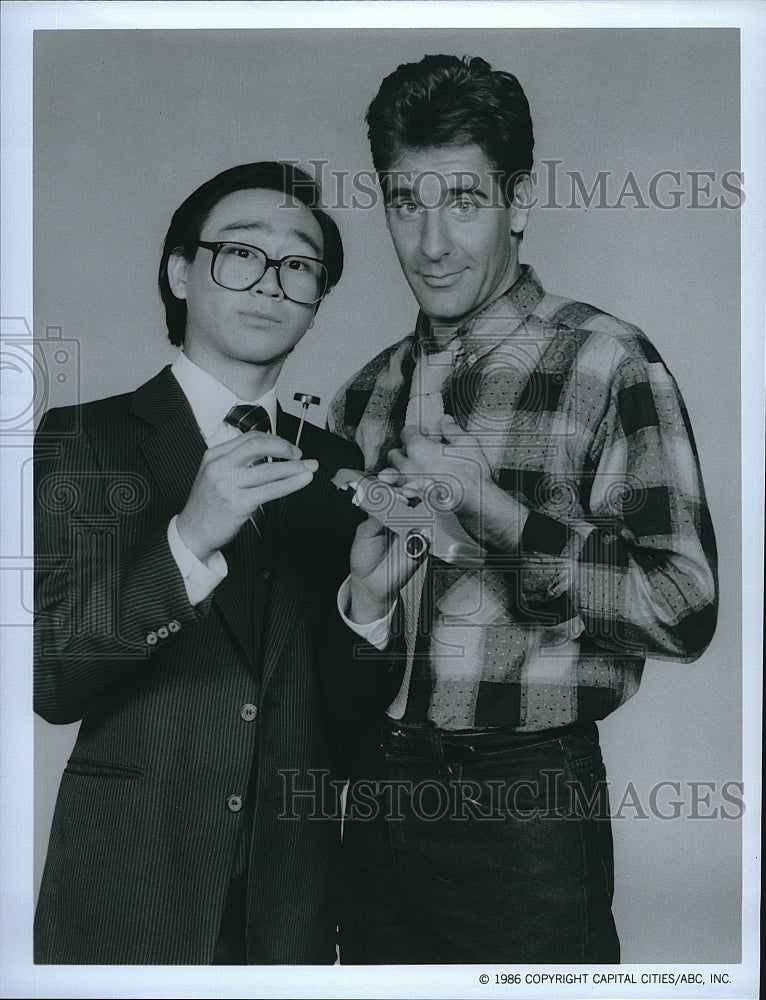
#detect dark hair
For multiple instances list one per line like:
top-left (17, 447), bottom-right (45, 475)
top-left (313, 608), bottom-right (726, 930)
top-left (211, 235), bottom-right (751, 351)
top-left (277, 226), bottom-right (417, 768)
top-left (366, 55), bottom-right (534, 204)
top-left (158, 161), bottom-right (343, 346)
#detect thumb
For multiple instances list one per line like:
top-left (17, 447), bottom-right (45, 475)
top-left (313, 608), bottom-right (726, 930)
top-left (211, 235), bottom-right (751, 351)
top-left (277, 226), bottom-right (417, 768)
top-left (354, 515), bottom-right (387, 540)
top-left (439, 414), bottom-right (464, 441)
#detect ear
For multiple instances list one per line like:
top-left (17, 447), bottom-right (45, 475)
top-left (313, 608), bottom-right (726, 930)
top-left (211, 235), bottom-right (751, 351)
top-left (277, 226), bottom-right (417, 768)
top-left (166, 250), bottom-right (190, 300)
top-left (509, 174), bottom-right (532, 237)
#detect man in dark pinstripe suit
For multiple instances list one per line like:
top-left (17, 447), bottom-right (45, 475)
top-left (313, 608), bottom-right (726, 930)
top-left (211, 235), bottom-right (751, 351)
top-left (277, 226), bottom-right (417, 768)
top-left (33, 162), bottom-right (396, 964)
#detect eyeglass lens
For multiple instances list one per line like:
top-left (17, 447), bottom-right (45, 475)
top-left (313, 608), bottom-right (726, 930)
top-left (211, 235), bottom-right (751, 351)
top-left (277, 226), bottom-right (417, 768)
top-left (213, 244), bottom-right (326, 304)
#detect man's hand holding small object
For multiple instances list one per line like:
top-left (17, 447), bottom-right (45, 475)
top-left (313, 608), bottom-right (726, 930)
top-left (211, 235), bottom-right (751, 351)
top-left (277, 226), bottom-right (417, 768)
top-left (331, 416), bottom-right (487, 567)
top-left (177, 427), bottom-right (318, 562)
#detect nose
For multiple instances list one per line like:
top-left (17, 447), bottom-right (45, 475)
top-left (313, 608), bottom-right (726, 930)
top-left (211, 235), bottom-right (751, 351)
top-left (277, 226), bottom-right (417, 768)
top-left (250, 261), bottom-right (283, 298)
top-left (420, 209), bottom-right (452, 261)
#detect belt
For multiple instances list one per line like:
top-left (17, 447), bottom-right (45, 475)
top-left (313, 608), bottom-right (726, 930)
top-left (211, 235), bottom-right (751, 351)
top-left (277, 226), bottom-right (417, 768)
top-left (380, 720), bottom-right (588, 765)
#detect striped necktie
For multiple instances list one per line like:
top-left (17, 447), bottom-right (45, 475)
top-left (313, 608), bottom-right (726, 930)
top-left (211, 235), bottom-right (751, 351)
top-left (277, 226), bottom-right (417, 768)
top-left (224, 404), bottom-right (271, 538)
top-left (225, 403), bottom-right (271, 436)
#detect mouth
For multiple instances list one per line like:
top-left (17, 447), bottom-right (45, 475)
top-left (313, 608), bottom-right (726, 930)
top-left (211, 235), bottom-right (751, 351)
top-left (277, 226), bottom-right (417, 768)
top-left (241, 310), bottom-right (282, 325)
top-left (418, 270), bottom-right (465, 289)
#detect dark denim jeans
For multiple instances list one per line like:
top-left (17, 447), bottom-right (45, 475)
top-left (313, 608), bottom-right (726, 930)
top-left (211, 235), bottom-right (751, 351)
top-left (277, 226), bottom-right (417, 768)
top-left (340, 722), bottom-right (620, 964)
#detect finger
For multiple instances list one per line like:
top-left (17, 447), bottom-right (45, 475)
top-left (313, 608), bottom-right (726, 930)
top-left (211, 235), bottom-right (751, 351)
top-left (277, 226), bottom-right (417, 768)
top-left (439, 416), bottom-right (487, 469)
top-left (439, 414), bottom-right (469, 442)
top-left (387, 449), bottom-right (411, 471)
top-left (247, 468), bottom-right (315, 505)
top-left (399, 481), bottom-right (423, 499)
top-left (212, 432), bottom-right (302, 465)
top-left (241, 432), bottom-right (303, 464)
top-left (355, 515), bottom-right (393, 540)
top-left (377, 466), bottom-right (402, 484)
top-left (239, 458), bottom-right (317, 487)
top-left (399, 427), bottom-right (440, 465)
top-left (400, 426), bottom-right (427, 448)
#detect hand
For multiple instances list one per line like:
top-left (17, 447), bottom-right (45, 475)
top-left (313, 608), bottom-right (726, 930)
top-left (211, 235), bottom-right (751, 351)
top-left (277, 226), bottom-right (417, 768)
top-left (349, 516), bottom-right (425, 625)
top-left (385, 417), bottom-right (528, 550)
top-left (384, 416), bottom-right (491, 526)
top-left (176, 432), bottom-right (317, 561)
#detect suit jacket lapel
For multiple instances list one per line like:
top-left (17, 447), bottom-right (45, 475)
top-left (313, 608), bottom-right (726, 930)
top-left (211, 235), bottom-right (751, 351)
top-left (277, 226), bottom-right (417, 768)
top-left (134, 367), bottom-right (259, 673)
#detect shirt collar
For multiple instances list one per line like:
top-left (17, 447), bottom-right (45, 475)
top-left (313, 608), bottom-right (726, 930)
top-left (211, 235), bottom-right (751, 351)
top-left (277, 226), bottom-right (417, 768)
top-left (414, 264), bottom-right (545, 359)
top-left (171, 351), bottom-right (278, 441)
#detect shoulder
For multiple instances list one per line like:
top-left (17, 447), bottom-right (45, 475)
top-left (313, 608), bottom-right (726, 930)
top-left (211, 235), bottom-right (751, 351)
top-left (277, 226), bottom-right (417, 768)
top-left (343, 336), bottom-right (413, 386)
top-left (35, 367), bottom-right (175, 453)
top-left (327, 334), bottom-right (413, 437)
top-left (533, 287), bottom-right (667, 373)
top-left (36, 390), bottom-right (135, 438)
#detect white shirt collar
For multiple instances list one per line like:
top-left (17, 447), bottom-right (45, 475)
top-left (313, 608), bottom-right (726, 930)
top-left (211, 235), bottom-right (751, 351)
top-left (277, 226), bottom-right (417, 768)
top-left (171, 351), bottom-right (278, 442)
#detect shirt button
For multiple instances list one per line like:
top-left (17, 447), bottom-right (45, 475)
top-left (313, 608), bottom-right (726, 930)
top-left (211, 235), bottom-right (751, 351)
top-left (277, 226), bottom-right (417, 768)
top-left (227, 794), bottom-right (244, 813)
top-left (466, 352), bottom-right (478, 366)
top-left (168, 620), bottom-right (181, 633)
top-left (240, 703), bottom-right (258, 722)
top-left (157, 626), bottom-right (169, 639)
top-left (146, 631), bottom-right (158, 646)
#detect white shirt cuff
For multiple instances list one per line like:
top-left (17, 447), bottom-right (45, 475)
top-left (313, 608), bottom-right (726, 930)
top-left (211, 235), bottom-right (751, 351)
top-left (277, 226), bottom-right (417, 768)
top-left (167, 515), bottom-right (228, 606)
top-left (337, 576), bottom-right (395, 651)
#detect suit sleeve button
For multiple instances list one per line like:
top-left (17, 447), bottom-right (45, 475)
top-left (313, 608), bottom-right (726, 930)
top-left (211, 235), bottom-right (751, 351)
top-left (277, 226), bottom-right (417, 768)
top-left (146, 631), bottom-right (158, 645)
top-left (168, 620), bottom-right (181, 633)
top-left (227, 794), bottom-right (244, 813)
top-left (240, 703), bottom-right (258, 722)
top-left (157, 626), bottom-right (169, 639)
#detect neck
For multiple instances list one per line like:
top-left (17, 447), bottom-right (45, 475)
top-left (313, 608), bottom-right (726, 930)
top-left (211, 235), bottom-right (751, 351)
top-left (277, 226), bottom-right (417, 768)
top-left (427, 322), bottom-right (462, 350)
top-left (184, 343), bottom-right (282, 402)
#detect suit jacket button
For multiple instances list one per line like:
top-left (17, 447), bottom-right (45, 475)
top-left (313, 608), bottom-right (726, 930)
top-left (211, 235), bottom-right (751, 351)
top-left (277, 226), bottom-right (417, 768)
top-left (157, 626), bottom-right (169, 639)
top-left (240, 703), bottom-right (258, 722)
top-left (168, 620), bottom-right (181, 633)
top-left (146, 631), bottom-right (158, 646)
top-left (227, 794), bottom-right (244, 813)
top-left (262, 570), bottom-right (270, 581)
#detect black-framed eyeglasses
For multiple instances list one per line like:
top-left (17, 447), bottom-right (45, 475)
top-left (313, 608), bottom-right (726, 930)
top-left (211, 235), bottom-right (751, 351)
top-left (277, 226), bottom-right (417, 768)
top-left (196, 240), bottom-right (329, 305)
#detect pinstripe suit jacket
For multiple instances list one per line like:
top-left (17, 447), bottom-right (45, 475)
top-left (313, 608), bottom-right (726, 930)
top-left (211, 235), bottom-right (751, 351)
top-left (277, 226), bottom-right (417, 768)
top-left (33, 366), bottom-right (390, 965)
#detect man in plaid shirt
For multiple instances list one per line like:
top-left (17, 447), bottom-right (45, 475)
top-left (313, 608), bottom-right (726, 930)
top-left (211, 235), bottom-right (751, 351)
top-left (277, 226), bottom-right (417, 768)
top-left (333, 55), bottom-right (718, 963)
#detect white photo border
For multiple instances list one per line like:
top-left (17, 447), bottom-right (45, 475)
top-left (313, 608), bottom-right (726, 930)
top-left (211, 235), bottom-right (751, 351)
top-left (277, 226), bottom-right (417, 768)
top-left (1, 3), bottom-right (763, 998)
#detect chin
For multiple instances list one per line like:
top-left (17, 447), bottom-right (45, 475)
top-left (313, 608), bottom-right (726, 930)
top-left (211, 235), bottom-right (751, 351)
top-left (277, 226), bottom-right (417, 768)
top-left (424, 305), bottom-right (473, 328)
top-left (415, 291), bottom-right (471, 323)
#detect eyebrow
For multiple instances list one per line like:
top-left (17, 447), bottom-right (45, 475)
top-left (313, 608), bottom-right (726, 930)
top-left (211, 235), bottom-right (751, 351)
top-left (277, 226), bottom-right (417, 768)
top-left (215, 219), bottom-right (323, 258)
top-left (385, 179), bottom-right (491, 204)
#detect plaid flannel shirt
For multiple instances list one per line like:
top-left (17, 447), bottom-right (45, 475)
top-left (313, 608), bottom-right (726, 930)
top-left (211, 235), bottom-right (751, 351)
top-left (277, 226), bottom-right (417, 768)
top-left (329, 266), bottom-right (718, 731)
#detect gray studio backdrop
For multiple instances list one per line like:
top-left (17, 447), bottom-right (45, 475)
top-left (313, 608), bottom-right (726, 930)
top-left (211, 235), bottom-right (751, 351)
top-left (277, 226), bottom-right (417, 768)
top-left (33, 28), bottom-right (742, 964)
